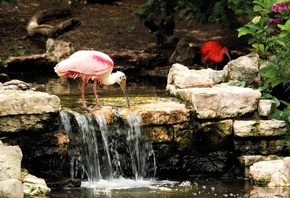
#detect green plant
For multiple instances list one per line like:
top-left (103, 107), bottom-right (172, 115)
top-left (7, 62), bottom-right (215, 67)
top-left (134, 0), bottom-right (252, 28)
top-left (238, 0), bottom-right (290, 148)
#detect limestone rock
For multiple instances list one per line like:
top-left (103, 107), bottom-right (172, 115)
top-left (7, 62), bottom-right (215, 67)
top-left (0, 179), bottom-right (23, 198)
top-left (258, 99), bottom-right (276, 117)
top-left (167, 63), bottom-right (227, 89)
top-left (0, 90), bottom-right (61, 133)
top-left (119, 101), bottom-right (191, 125)
top-left (174, 84), bottom-right (261, 119)
top-left (234, 120), bottom-right (286, 137)
top-left (23, 174), bottom-right (51, 197)
top-left (0, 90), bottom-right (60, 116)
top-left (250, 185), bottom-right (290, 197)
top-left (249, 157), bottom-right (290, 186)
top-left (224, 54), bottom-right (261, 87)
top-left (249, 159), bottom-right (284, 183)
top-left (0, 145), bottom-right (22, 181)
top-left (238, 155), bottom-right (283, 177)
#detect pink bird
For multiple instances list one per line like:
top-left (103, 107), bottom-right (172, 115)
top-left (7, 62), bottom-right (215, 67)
top-left (54, 50), bottom-right (130, 109)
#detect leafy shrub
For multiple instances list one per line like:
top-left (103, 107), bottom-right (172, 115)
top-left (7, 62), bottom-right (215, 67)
top-left (238, 0), bottom-right (290, 148)
top-left (134, 0), bottom-right (252, 28)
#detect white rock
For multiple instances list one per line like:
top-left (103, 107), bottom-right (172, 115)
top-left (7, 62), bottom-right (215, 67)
top-left (258, 99), bottom-right (276, 117)
top-left (249, 157), bottom-right (290, 187)
top-left (0, 90), bottom-right (61, 116)
top-left (234, 120), bottom-right (286, 137)
top-left (0, 179), bottom-right (23, 198)
top-left (224, 54), bottom-right (261, 87)
top-left (249, 160), bottom-right (284, 182)
top-left (23, 174), bottom-right (51, 197)
top-left (167, 63), bottom-right (227, 89)
top-left (174, 84), bottom-right (261, 119)
top-left (0, 145), bottom-right (22, 181)
top-left (250, 185), bottom-right (290, 197)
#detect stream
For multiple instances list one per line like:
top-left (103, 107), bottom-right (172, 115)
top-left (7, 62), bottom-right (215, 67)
top-left (6, 73), bottom-right (290, 197)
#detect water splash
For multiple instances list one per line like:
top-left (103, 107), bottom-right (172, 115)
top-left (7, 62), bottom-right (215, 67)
top-left (59, 110), bottom-right (156, 187)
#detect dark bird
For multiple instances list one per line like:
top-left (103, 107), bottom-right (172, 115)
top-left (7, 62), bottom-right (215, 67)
top-left (144, 16), bottom-right (177, 47)
top-left (200, 40), bottom-right (231, 70)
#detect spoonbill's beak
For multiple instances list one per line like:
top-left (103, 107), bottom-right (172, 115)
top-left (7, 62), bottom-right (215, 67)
top-left (119, 77), bottom-right (130, 107)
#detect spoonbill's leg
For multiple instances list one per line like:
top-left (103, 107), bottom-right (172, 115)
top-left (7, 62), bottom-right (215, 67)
top-left (80, 79), bottom-right (87, 108)
top-left (93, 79), bottom-right (102, 107)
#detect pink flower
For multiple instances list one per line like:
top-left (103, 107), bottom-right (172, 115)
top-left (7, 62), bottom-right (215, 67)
top-left (269, 18), bottom-right (281, 34)
top-left (272, 2), bottom-right (290, 13)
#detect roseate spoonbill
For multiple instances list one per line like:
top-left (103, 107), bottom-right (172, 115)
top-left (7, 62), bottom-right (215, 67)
top-left (200, 40), bottom-right (231, 70)
top-left (54, 50), bottom-right (130, 109)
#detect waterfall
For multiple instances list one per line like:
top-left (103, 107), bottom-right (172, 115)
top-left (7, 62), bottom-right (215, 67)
top-left (126, 112), bottom-right (156, 180)
top-left (59, 110), bottom-right (156, 186)
top-left (94, 112), bottom-right (113, 180)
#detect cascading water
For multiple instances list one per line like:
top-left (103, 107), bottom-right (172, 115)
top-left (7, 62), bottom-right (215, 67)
top-left (126, 113), bottom-right (156, 180)
top-left (59, 110), bottom-right (157, 188)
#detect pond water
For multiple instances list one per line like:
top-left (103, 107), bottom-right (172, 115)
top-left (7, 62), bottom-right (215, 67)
top-left (50, 177), bottom-right (253, 198)
top-left (7, 73), bottom-right (290, 198)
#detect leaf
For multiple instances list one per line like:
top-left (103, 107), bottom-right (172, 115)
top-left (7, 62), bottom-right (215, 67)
top-left (261, 68), bottom-right (277, 78)
top-left (284, 19), bottom-right (290, 29)
top-left (237, 27), bottom-right (251, 37)
top-left (279, 31), bottom-right (289, 38)
top-left (272, 97), bottom-right (281, 107)
top-left (269, 77), bottom-right (283, 87)
top-left (252, 43), bottom-right (265, 52)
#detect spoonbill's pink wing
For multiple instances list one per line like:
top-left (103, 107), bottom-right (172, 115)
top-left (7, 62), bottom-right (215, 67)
top-left (54, 51), bottom-right (114, 79)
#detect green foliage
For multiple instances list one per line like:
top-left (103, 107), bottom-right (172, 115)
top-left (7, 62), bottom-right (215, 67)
top-left (134, 0), bottom-right (252, 28)
top-left (238, 0), bottom-right (290, 148)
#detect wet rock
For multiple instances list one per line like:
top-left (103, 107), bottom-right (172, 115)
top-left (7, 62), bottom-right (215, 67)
top-left (198, 120), bottom-right (233, 150)
top-left (0, 145), bottom-right (22, 181)
top-left (0, 179), bottom-right (23, 198)
top-left (234, 139), bottom-right (284, 155)
top-left (118, 101), bottom-right (192, 125)
top-left (0, 113), bottom-right (58, 133)
top-left (23, 174), bottom-right (51, 197)
top-left (47, 178), bottom-right (81, 188)
top-left (258, 99), bottom-right (276, 117)
top-left (224, 54), bottom-right (261, 88)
